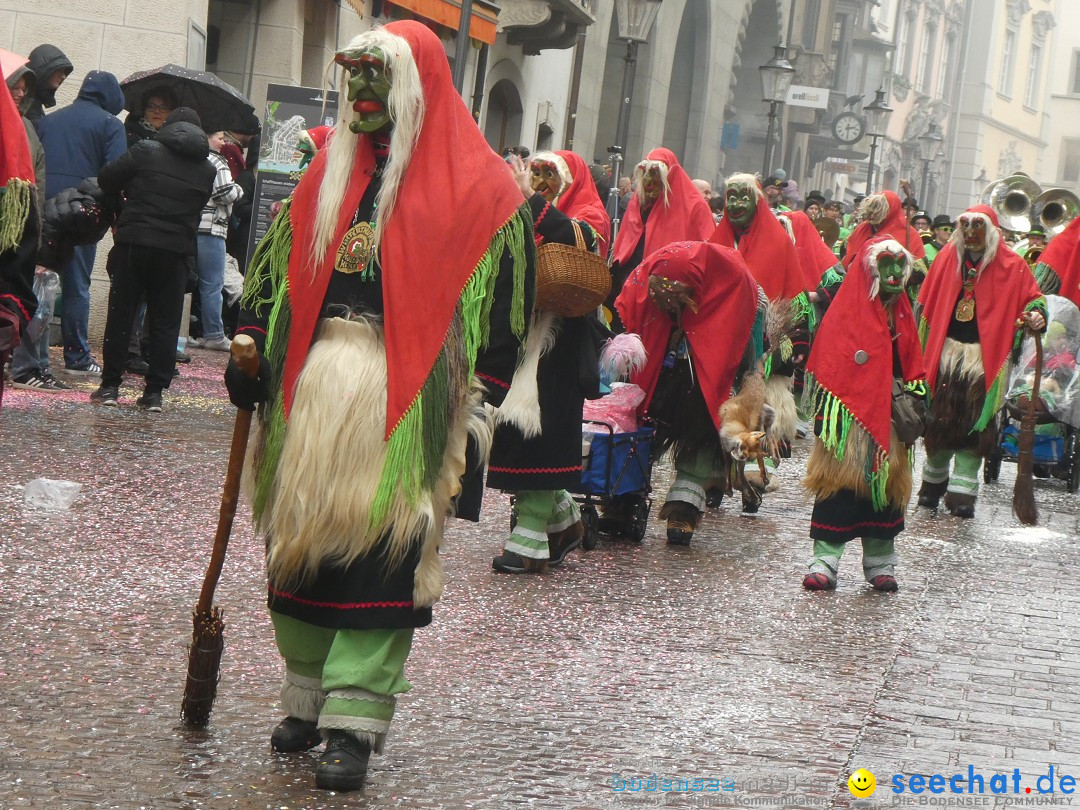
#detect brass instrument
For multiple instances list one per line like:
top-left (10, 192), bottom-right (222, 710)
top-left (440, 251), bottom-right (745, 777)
top-left (1031, 187), bottom-right (1080, 238)
top-left (979, 173), bottom-right (1043, 233)
top-left (813, 216), bottom-right (840, 247)
top-left (919, 229), bottom-right (934, 245)
top-left (1025, 246), bottom-right (1043, 270)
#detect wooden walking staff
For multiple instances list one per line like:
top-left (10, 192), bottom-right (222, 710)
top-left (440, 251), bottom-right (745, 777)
top-left (1013, 327), bottom-right (1043, 526)
top-left (181, 334), bottom-right (260, 725)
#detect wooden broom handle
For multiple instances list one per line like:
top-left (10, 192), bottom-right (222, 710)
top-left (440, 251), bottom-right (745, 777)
top-left (195, 335), bottom-right (259, 615)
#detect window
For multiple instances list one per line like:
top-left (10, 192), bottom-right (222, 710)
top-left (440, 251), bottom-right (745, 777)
top-left (1025, 43), bottom-right (1042, 108)
top-left (1062, 138), bottom-right (1080, 184)
top-left (917, 26), bottom-right (937, 95)
top-left (998, 29), bottom-right (1016, 96)
top-left (938, 35), bottom-right (954, 101)
top-left (894, 10), bottom-right (911, 77)
top-left (1072, 49), bottom-right (1080, 94)
top-left (802, 0), bottom-right (821, 48)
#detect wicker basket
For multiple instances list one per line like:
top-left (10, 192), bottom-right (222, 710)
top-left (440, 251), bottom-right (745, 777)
top-left (535, 221), bottom-right (612, 317)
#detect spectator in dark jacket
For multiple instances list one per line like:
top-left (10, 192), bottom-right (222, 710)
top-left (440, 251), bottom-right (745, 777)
top-left (25, 44), bottom-right (72, 124)
top-left (36, 70), bottom-right (126, 374)
top-left (124, 86), bottom-right (177, 147)
top-left (92, 107), bottom-right (214, 412)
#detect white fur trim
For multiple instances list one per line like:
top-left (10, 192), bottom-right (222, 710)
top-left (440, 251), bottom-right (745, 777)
top-left (634, 159), bottom-right (671, 206)
top-left (281, 673), bottom-right (326, 722)
top-left (764, 374), bottom-right (798, 444)
top-left (950, 211), bottom-right (1001, 272)
top-left (724, 172), bottom-right (767, 205)
top-left (318, 715), bottom-right (389, 753)
top-left (494, 310), bottom-right (559, 438)
top-left (864, 239), bottom-right (914, 299)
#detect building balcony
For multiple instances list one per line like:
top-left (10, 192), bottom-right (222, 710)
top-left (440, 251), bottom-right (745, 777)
top-left (498, 0), bottom-right (597, 54)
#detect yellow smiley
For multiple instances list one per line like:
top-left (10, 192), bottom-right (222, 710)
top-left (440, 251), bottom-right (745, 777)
top-left (848, 768), bottom-right (877, 798)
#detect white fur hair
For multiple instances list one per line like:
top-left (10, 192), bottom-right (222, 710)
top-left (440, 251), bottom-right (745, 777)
top-left (864, 238), bottom-right (914, 300)
top-left (312, 27), bottom-right (425, 266)
top-left (634, 158), bottom-right (671, 206)
top-left (860, 193), bottom-right (890, 226)
top-left (529, 151), bottom-right (573, 202)
top-left (724, 173), bottom-right (767, 205)
top-left (950, 210), bottom-right (1001, 274)
top-left (777, 213), bottom-right (796, 243)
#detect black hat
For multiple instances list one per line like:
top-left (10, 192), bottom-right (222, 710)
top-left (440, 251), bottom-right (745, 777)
top-left (931, 214), bottom-right (953, 229)
top-left (806, 190), bottom-right (826, 204)
top-left (164, 106), bottom-right (201, 128)
top-left (911, 210), bottom-right (931, 223)
top-left (763, 175), bottom-right (789, 189)
top-left (902, 196), bottom-right (919, 208)
top-left (1027, 225), bottom-right (1046, 237)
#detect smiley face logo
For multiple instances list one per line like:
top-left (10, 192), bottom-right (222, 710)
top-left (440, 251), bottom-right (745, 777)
top-left (848, 768), bottom-right (876, 797)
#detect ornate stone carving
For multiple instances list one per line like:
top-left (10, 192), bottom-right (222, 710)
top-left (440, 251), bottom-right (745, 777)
top-left (891, 72), bottom-right (912, 103)
top-left (1032, 10), bottom-right (1056, 43)
top-left (925, 0), bottom-right (945, 16)
top-left (998, 140), bottom-right (1022, 177)
top-left (1006, 0), bottom-right (1031, 29)
top-left (497, 0), bottom-right (552, 31)
top-left (903, 98), bottom-right (933, 143)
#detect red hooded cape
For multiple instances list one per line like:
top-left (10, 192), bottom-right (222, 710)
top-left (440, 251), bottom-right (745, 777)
top-left (709, 197), bottom-right (806, 301)
top-left (808, 236), bottom-right (925, 454)
top-left (918, 205), bottom-right (1044, 391)
top-left (0, 49), bottom-right (35, 253)
top-left (281, 21), bottom-right (524, 436)
top-left (843, 190), bottom-right (926, 270)
top-left (615, 241), bottom-right (758, 431)
top-left (780, 210), bottom-right (841, 289)
top-left (611, 147), bottom-right (714, 266)
top-left (552, 149), bottom-right (611, 253)
top-left (1039, 216), bottom-right (1080, 306)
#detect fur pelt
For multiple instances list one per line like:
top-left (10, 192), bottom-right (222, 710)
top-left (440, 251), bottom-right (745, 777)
top-left (256, 316), bottom-right (484, 602)
top-left (719, 371), bottom-right (776, 461)
top-left (923, 338), bottom-right (1000, 457)
top-left (804, 422), bottom-right (914, 508)
top-left (764, 372), bottom-right (798, 444)
top-left (494, 309), bottom-right (559, 438)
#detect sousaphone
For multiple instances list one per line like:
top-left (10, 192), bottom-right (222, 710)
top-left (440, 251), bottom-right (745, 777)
top-left (980, 173), bottom-right (1042, 234)
top-left (1032, 187), bottom-right (1080, 238)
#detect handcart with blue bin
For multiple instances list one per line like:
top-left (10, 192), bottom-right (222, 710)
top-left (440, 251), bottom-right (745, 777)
top-left (983, 294), bottom-right (1080, 493)
top-left (569, 420), bottom-right (655, 548)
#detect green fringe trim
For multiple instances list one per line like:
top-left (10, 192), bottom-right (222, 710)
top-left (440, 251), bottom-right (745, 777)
top-left (367, 204), bottom-right (532, 530)
top-left (791, 290), bottom-right (817, 332)
top-left (972, 363), bottom-right (1007, 433)
top-left (1032, 262), bottom-right (1060, 296)
top-left (819, 265), bottom-right (843, 290)
top-left (0, 179), bottom-right (32, 253)
top-left (918, 315), bottom-right (930, 347)
top-left (805, 373), bottom-right (891, 511)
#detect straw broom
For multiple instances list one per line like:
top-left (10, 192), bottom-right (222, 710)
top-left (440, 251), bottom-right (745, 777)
top-left (181, 334), bottom-right (259, 726)
top-left (1012, 328), bottom-right (1043, 526)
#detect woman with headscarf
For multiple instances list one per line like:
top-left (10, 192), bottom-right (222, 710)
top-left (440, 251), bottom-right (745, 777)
top-left (606, 147), bottom-right (715, 331)
top-left (915, 204), bottom-right (1046, 518)
top-left (842, 191), bottom-right (928, 294)
top-left (802, 237), bottom-right (928, 592)
top-left (226, 22), bottom-right (535, 791)
top-left (489, 149), bottom-right (611, 573)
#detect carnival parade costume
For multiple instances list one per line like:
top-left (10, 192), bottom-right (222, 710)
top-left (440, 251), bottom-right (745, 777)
top-left (916, 205), bottom-right (1046, 518)
top-left (616, 241), bottom-right (762, 543)
top-left (779, 209), bottom-right (844, 313)
top-left (229, 22), bottom-right (534, 790)
top-left (1033, 215), bottom-right (1080, 306)
top-left (802, 238), bottom-right (928, 592)
top-left (489, 149), bottom-right (611, 573)
top-left (607, 147), bottom-right (715, 331)
top-left (843, 191), bottom-right (928, 296)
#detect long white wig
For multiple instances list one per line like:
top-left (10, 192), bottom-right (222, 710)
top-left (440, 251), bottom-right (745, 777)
top-left (311, 27), bottom-right (425, 265)
top-left (864, 238), bottom-right (914, 300)
top-left (634, 158), bottom-right (671, 206)
top-left (859, 193), bottom-right (890, 226)
top-left (949, 210), bottom-right (1001, 274)
top-left (724, 172), bottom-right (767, 206)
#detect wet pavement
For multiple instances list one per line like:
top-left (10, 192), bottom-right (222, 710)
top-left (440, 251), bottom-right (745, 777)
top-left (1, 349), bottom-right (1078, 809)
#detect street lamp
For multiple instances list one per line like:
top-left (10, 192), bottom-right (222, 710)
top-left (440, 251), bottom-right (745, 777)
top-left (863, 88), bottom-right (894, 196)
top-left (606, 0), bottom-right (663, 232)
top-left (918, 120), bottom-right (944, 206)
top-left (759, 44), bottom-right (795, 178)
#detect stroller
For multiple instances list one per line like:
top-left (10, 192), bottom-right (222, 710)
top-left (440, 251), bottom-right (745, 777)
top-left (570, 420), bottom-right (655, 548)
top-left (984, 295), bottom-right (1080, 493)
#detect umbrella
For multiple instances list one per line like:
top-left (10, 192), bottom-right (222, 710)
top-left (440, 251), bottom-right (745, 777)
top-left (0, 48), bottom-right (28, 81)
top-left (120, 64), bottom-right (255, 134)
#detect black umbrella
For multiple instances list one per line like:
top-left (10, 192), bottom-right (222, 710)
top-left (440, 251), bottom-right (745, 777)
top-left (120, 64), bottom-right (256, 134)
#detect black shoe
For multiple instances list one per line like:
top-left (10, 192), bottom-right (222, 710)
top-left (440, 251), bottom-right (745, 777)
top-left (315, 730), bottom-right (371, 792)
top-left (271, 716), bottom-right (322, 753)
top-left (136, 390), bottom-right (163, 412)
top-left (492, 550), bottom-right (544, 574)
top-left (943, 491), bottom-right (976, 519)
top-left (176, 350), bottom-right (192, 364)
top-left (126, 358), bottom-right (150, 376)
top-left (705, 487), bottom-right (723, 508)
top-left (90, 385), bottom-right (119, 406)
top-left (916, 479), bottom-right (948, 509)
top-left (547, 521), bottom-right (583, 565)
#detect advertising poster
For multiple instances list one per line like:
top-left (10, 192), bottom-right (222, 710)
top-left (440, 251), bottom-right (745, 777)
top-left (245, 83), bottom-right (339, 263)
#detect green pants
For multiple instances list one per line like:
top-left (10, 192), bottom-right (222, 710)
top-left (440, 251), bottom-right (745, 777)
top-left (808, 537), bottom-right (896, 584)
top-left (505, 489), bottom-right (579, 560)
top-left (922, 448), bottom-right (981, 496)
top-left (666, 448), bottom-right (722, 512)
top-left (271, 612), bottom-right (414, 752)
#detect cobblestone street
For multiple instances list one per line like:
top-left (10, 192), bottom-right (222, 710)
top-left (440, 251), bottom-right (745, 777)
top-left (1, 350), bottom-right (1078, 809)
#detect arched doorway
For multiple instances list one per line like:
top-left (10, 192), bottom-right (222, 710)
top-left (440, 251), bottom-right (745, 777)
top-left (484, 79), bottom-right (523, 153)
top-left (724, 0), bottom-right (786, 177)
top-left (663, 2), bottom-right (709, 172)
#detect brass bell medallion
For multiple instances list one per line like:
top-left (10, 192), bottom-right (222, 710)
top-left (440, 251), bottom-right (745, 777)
top-left (335, 221), bottom-right (375, 274)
